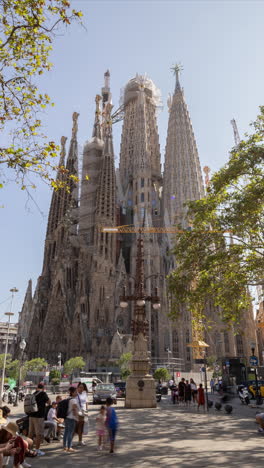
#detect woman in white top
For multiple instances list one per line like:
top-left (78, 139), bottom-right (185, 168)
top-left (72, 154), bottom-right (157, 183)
top-left (63, 387), bottom-right (78, 453)
top-left (190, 378), bottom-right (198, 404)
top-left (76, 383), bottom-right (88, 446)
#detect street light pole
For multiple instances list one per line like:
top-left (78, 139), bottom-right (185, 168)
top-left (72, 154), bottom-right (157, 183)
top-left (14, 338), bottom-right (26, 406)
top-left (0, 287), bottom-right (18, 402)
top-left (120, 231), bottom-right (161, 408)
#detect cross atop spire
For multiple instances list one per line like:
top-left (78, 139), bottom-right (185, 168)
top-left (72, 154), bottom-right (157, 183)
top-left (170, 63), bottom-right (183, 91)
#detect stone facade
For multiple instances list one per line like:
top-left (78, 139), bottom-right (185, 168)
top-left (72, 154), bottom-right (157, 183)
top-left (23, 70), bottom-right (257, 369)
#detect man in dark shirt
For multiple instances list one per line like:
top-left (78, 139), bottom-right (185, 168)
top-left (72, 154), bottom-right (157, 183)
top-left (28, 383), bottom-right (50, 456)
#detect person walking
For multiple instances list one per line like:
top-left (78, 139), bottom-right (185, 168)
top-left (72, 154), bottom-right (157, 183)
top-left (197, 384), bottom-right (205, 412)
top-left (171, 383), bottom-right (178, 405)
top-left (210, 378), bottom-right (215, 394)
top-left (190, 378), bottom-right (198, 404)
top-left (185, 380), bottom-right (192, 407)
top-left (96, 406), bottom-right (106, 451)
top-left (105, 398), bottom-right (118, 454)
top-left (75, 382), bottom-right (88, 446)
top-left (178, 378), bottom-right (186, 405)
top-left (63, 387), bottom-right (78, 453)
top-left (28, 383), bottom-right (50, 457)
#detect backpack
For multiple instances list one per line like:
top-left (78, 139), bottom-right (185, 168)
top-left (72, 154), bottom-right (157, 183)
top-left (24, 392), bottom-right (39, 415)
top-left (57, 398), bottom-right (71, 419)
top-left (108, 407), bottom-right (118, 429)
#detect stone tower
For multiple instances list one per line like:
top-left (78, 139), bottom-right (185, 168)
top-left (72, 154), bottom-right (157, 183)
top-left (118, 74), bottom-right (170, 358)
top-left (27, 114), bottom-right (80, 361)
top-left (163, 66), bottom-right (204, 229)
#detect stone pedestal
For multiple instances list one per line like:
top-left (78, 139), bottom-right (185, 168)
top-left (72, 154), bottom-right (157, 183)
top-left (125, 333), bottom-right (157, 408)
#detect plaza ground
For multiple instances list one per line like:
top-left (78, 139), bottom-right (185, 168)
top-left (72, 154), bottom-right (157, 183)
top-left (8, 394), bottom-right (264, 468)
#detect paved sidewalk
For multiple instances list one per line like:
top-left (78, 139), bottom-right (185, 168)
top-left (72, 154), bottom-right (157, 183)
top-left (8, 396), bottom-right (264, 467)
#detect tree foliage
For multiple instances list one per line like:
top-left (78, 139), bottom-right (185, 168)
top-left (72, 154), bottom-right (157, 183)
top-left (118, 352), bottom-right (132, 380)
top-left (49, 368), bottom-right (61, 383)
top-left (0, 0), bottom-right (82, 190)
top-left (153, 367), bottom-right (170, 382)
top-left (63, 356), bottom-right (85, 375)
top-left (168, 107), bottom-right (264, 327)
top-left (0, 353), bottom-right (12, 369)
top-left (24, 357), bottom-right (48, 372)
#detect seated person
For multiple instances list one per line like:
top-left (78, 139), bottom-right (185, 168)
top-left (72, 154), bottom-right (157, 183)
top-left (47, 402), bottom-right (62, 440)
top-left (256, 412), bottom-right (264, 433)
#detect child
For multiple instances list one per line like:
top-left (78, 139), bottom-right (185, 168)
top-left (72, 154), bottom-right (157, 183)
top-left (105, 398), bottom-right (118, 454)
top-left (96, 406), bottom-right (106, 451)
top-left (197, 383), bottom-right (205, 411)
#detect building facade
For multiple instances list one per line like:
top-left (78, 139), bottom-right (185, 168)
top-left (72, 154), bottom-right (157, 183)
top-left (23, 69), bottom-right (257, 369)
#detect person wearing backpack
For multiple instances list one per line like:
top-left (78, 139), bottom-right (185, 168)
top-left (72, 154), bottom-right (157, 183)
top-left (62, 387), bottom-right (78, 453)
top-left (105, 397), bottom-right (118, 454)
top-left (27, 383), bottom-right (50, 457)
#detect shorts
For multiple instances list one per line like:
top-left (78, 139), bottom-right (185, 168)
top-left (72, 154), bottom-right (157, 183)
top-left (257, 413), bottom-right (264, 420)
top-left (29, 417), bottom-right (45, 438)
top-left (108, 427), bottom-right (117, 441)
top-left (97, 429), bottom-right (105, 437)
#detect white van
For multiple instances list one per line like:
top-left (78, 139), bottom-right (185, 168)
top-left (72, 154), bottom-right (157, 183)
top-left (72, 376), bottom-right (102, 392)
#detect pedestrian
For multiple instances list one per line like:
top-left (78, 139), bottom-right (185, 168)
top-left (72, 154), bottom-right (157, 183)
top-left (255, 412), bottom-right (264, 433)
top-left (190, 378), bottom-right (198, 404)
top-left (185, 380), bottom-right (192, 406)
top-left (92, 380), bottom-right (97, 394)
top-left (105, 397), bottom-right (118, 454)
top-left (96, 406), bottom-right (106, 451)
top-left (28, 383), bottom-right (50, 456)
top-left (197, 383), bottom-right (205, 411)
top-left (75, 382), bottom-right (88, 446)
top-left (168, 378), bottom-right (174, 390)
top-left (171, 383), bottom-right (178, 405)
top-left (178, 378), bottom-right (186, 404)
top-left (0, 421), bottom-right (29, 468)
top-left (210, 378), bottom-right (215, 393)
top-left (63, 387), bottom-right (78, 453)
top-left (46, 402), bottom-right (60, 440)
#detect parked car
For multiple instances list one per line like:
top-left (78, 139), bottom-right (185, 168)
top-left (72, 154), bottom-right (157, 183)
top-left (72, 376), bottom-right (102, 392)
top-left (114, 381), bottom-right (126, 398)
top-left (93, 383), bottom-right (117, 404)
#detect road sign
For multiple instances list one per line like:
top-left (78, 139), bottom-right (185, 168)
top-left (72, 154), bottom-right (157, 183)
top-left (176, 372), bottom-right (181, 377)
top-left (225, 360), bottom-right (230, 367)
top-left (249, 356), bottom-right (258, 366)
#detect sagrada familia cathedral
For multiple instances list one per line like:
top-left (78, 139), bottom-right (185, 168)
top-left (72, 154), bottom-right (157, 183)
top-left (18, 68), bottom-right (257, 371)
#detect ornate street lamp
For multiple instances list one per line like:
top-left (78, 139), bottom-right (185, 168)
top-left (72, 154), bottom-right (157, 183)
top-left (119, 232), bottom-right (160, 408)
top-left (0, 287), bottom-right (18, 403)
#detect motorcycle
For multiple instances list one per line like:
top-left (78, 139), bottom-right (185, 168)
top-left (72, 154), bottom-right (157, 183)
top-left (8, 390), bottom-right (16, 404)
top-left (238, 386), bottom-right (250, 405)
top-left (18, 389), bottom-right (25, 401)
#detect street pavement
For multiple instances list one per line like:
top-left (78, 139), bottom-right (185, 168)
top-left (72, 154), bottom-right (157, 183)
top-left (7, 393), bottom-right (264, 468)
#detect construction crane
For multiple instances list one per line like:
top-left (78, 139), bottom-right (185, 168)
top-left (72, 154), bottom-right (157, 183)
top-left (230, 118), bottom-right (241, 147)
top-left (101, 225), bottom-right (231, 234)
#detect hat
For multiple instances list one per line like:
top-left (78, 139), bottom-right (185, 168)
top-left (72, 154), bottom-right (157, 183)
top-left (0, 409), bottom-right (6, 425)
top-left (3, 421), bottom-right (18, 436)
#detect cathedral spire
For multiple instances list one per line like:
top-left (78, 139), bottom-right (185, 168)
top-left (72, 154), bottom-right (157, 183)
top-left (92, 94), bottom-right (102, 139)
top-left (95, 102), bottom-right (116, 262)
top-left (61, 112), bottom-right (79, 222)
top-left (163, 66), bottom-right (204, 227)
top-left (171, 63), bottom-right (183, 92)
top-left (46, 136), bottom-right (67, 236)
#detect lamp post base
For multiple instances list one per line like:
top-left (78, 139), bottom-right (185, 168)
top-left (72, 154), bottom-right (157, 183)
top-left (125, 333), bottom-right (157, 408)
top-left (125, 374), bottom-right (157, 408)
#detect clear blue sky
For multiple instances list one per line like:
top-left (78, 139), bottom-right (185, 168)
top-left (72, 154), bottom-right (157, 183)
top-left (0, 0), bottom-right (263, 321)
